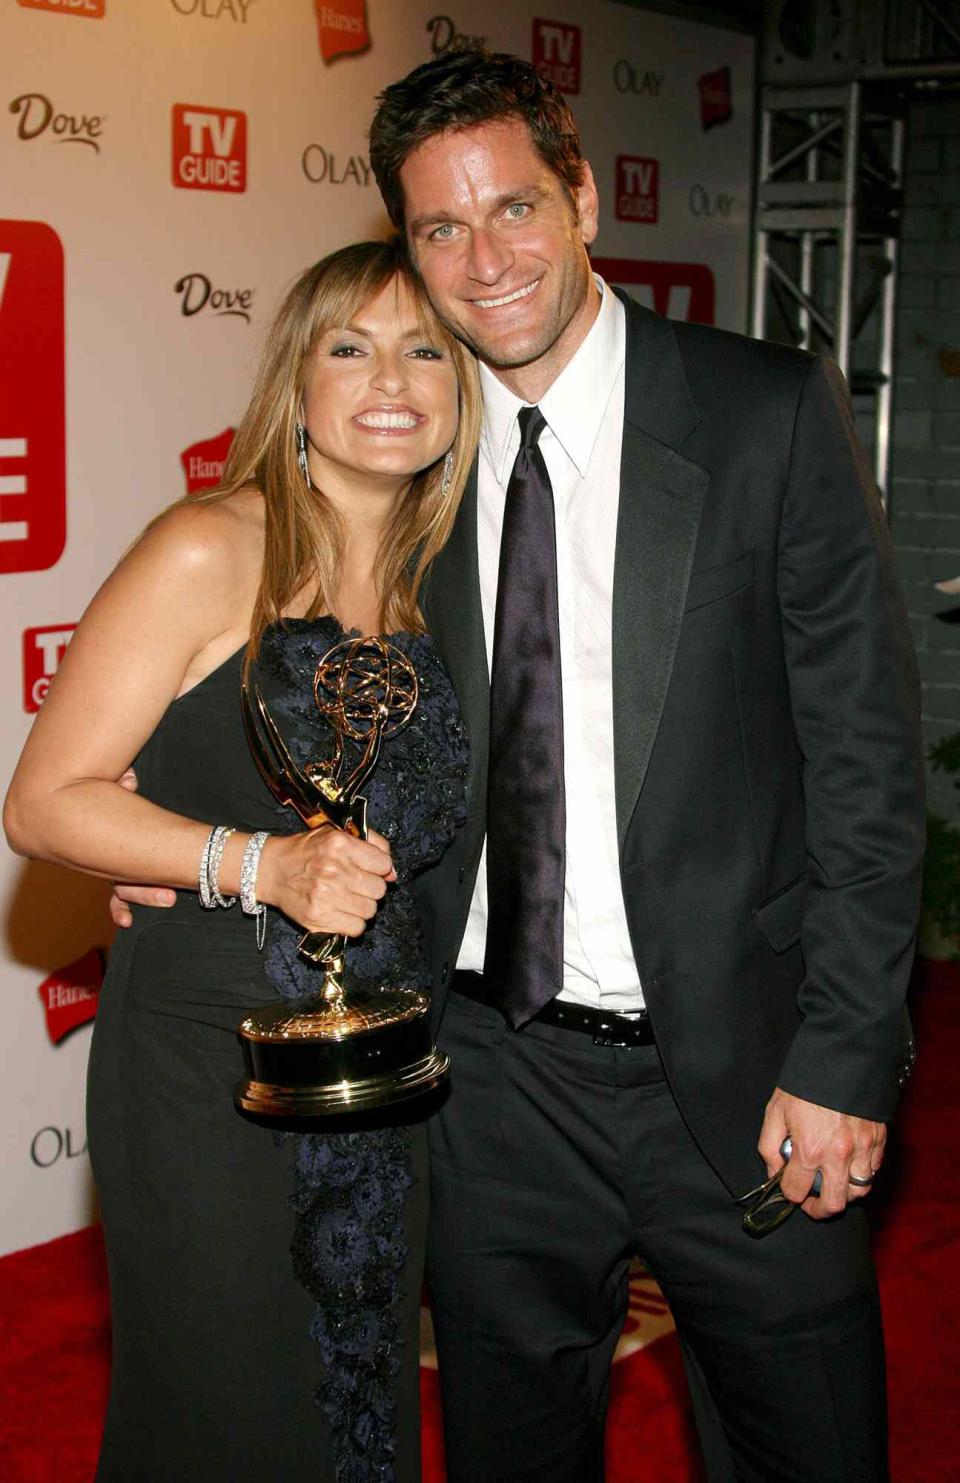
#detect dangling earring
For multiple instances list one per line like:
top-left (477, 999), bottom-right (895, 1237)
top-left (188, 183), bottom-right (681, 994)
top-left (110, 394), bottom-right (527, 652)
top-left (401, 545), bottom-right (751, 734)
top-left (296, 422), bottom-right (312, 490)
top-left (440, 449), bottom-right (454, 497)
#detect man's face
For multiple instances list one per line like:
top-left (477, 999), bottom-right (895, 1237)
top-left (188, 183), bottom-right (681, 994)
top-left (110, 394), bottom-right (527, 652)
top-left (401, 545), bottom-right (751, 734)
top-left (400, 118), bottom-right (599, 381)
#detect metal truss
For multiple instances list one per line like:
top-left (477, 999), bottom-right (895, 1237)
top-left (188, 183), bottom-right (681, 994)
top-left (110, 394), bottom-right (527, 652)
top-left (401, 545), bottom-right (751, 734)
top-left (751, 80), bottom-right (905, 501)
top-left (752, 1), bottom-right (960, 508)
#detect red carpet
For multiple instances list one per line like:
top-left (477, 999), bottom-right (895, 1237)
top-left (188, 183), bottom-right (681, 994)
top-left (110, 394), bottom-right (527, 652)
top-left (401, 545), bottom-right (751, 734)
top-left (2, 961), bottom-right (958, 1481)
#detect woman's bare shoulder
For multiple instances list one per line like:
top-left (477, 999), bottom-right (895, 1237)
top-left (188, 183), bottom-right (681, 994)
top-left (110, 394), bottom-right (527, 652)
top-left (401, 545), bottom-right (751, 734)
top-left (128, 489), bottom-right (264, 588)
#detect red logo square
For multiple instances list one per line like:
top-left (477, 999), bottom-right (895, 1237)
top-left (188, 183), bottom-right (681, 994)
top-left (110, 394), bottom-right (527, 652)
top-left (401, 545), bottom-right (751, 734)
top-left (314, 0), bottom-right (370, 63)
top-left (615, 156), bottom-right (659, 225)
top-left (172, 105), bottom-right (246, 194)
top-left (17, 0), bottom-right (105, 15)
top-left (181, 427), bottom-right (235, 495)
top-left (0, 221), bottom-right (66, 575)
top-left (38, 948), bottom-right (103, 1044)
top-left (699, 67), bottom-right (733, 132)
top-left (23, 624), bottom-right (75, 712)
top-left (591, 256), bottom-right (716, 326)
top-left (532, 18), bottom-right (581, 95)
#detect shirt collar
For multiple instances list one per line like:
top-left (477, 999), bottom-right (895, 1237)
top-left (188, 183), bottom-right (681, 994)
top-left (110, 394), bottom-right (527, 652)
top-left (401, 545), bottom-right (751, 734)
top-left (479, 276), bottom-right (626, 483)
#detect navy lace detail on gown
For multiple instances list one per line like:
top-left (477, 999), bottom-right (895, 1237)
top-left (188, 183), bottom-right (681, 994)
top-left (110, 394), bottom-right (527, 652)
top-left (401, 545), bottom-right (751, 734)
top-left (254, 618), bottom-right (467, 1482)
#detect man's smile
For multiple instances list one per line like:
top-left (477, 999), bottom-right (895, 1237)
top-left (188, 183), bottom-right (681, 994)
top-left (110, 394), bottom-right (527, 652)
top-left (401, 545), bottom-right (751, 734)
top-left (469, 278), bottom-right (542, 311)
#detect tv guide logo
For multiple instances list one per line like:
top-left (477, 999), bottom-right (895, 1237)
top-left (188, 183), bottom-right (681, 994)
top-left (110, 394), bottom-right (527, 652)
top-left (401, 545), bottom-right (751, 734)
top-left (532, 19), bottom-right (581, 94)
top-left (172, 105), bottom-right (246, 192)
top-left (0, 221), bottom-right (66, 575)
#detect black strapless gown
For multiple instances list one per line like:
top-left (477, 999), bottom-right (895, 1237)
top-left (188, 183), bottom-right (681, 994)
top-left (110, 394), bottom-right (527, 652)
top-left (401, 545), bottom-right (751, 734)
top-left (87, 619), bottom-right (467, 1483)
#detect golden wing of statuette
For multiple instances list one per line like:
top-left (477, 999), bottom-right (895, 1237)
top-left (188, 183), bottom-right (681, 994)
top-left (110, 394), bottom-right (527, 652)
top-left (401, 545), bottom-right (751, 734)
top-left (241, 682), bottom-right (353, 832)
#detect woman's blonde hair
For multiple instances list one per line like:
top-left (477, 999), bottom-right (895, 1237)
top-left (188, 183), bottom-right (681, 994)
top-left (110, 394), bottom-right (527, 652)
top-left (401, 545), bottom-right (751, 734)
top-left (198, 237), bottom-right (480, 661)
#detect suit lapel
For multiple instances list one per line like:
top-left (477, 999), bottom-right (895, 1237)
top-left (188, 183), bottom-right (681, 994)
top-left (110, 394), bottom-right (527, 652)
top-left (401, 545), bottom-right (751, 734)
top-left (612, 294), bottom-right (709, 847)
top-left (422, 459), bottom-right (489, 843)
top-left (426, 297), bottom-right (709, 855)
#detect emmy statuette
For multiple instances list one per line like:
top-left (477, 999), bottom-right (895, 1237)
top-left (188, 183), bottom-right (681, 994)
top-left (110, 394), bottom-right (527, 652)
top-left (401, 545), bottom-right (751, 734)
top-left (234, 635), bottom-right (450, 1121)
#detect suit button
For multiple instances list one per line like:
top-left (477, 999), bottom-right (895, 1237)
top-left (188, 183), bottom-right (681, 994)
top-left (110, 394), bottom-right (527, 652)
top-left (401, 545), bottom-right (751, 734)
top-left (457, 866), bottom-right (465, 884)
top-left (442, 961), bottom-right (450, 980)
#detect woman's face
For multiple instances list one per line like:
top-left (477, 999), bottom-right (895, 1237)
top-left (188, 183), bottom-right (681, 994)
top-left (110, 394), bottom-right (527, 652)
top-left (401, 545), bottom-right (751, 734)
top-left (301, 275), bottom-right (460, 494)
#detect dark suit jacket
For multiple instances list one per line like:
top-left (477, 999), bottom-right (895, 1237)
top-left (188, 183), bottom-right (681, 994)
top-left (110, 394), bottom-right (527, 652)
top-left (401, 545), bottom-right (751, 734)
top-left (414, 293), bottom-right (925, 1197)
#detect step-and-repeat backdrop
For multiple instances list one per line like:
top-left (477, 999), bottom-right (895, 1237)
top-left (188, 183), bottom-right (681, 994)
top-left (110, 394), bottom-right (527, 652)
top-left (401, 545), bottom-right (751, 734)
top-left (0, 0), bottom-right (754, 1256)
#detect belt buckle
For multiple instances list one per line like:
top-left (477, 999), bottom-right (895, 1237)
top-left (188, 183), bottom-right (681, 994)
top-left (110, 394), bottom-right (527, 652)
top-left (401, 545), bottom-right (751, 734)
top-left (592, 1018), bottom-right (633, 1048)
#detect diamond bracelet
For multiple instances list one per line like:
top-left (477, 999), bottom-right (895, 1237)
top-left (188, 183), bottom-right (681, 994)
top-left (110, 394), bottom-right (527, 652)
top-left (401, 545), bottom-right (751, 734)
top-left (198, 824), bottom-right (236, 910)
top-left (240, 830), bottom-right (270, 950)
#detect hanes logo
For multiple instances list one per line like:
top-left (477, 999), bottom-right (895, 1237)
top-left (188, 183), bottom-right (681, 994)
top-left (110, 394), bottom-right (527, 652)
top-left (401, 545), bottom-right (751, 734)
top-left (532, 19), bottom-right (581, 95)
top-left (699, 66), bottom-right (733, 131)
top-left (172, 104), bottom-right (246, 193)
top-left (181, 428), bottom-right (235, 494)
top-left (23, 624), bottom-right (75, 711)
top-left (314, 0), bottom-right (370, 64)
top-left (615, 156), bottom-right (659, 224)
top-left (0, 222), bottom-right (66, 575)
top-left (9, 93), bottom-right (104, 151)
top-left (174, 273), bottom-right (253, 322)
top-left (37, 948), bottom-right (103, 1046)
top-left (17, 0), bottom-right (104, 17)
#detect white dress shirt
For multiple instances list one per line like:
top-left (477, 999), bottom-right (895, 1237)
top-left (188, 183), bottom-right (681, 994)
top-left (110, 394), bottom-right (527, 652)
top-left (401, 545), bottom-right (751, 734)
top-left (456, 278), bottom-right (645, 1013)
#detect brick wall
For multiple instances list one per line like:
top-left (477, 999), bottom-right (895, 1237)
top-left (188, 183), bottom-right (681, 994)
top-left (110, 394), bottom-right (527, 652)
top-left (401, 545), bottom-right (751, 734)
top-left (892, 94), bottom-right (960, 817)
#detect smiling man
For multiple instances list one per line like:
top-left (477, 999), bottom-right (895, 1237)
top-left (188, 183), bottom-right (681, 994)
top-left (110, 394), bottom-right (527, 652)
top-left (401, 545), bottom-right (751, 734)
top-left (368, 48), bottom-right (925, 1483)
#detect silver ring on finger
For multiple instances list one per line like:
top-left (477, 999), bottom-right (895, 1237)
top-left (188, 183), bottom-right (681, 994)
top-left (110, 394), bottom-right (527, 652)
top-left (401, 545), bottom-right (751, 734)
top-left (847, 1172), bottom-right (875, 1188)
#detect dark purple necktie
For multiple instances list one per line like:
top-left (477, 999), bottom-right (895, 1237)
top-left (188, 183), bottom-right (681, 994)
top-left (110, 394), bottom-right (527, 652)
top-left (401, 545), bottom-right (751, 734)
top-left (483, 406), bottom-right (565, 1027)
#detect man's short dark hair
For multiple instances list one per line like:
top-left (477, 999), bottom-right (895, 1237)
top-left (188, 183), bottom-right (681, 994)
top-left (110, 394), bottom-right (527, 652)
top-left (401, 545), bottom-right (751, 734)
top-left (369, 49), bottom-right (586, 230)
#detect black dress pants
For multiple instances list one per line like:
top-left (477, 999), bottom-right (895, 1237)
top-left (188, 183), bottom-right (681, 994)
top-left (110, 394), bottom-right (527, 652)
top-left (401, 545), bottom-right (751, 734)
top-left (426, 991), bottom-right (888, 1483)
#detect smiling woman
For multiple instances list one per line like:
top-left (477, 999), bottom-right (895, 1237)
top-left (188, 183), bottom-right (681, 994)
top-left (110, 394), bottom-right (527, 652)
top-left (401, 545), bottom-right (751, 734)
top-left (2, 237), bottom-right (480, 1483)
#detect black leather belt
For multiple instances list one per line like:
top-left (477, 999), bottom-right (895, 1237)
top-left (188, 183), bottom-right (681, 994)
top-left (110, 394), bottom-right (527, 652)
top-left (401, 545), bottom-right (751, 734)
top-left (451, 971), bottom-right (655, 1048)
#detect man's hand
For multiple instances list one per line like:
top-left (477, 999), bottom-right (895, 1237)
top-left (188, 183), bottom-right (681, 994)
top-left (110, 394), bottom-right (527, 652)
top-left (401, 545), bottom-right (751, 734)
top-left (758, 1087), bottom-right (886, 1219)
top-left (109, 769), bottom-right (177, 927)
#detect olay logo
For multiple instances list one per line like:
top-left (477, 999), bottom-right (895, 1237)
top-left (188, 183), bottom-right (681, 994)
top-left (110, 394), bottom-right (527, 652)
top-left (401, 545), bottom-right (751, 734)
top-left (314, 0), bottom-right (370, 63)
top-left (426, 15), bottom-right (485, 54)
top-left (689, 184), bottom-right (735, 219)
top-left (17, 0), bottom-right (104, 16)
top-left (175, 273), bottom-right (253, 321)
top-left (615, 156), bottom-right (659, 224)
top-left (23, 624), bottom-right (75, 711)
top-left (170, 0), bottom-right (255, 20)
top-left (699, 66), bottom-right (732, 131)
top-left (0, 222), bottom-right (66, 574)
top-left (9, 93), bottom-right (104, 151)
top-left (30, 1125), bottom-right (88, 1168)
top-left (172, 104), bottom-right (246, 193)
top-left (591, 255), bottom-right (715, 326)
top-left (532, 18), bottom-right (581, 95)
top-left (182, 427), bottom-right (235, 494)
top-left (613, 60), bottom-right (665, 97)
top-left (37, 948), bottom-right (104, 1045)
top-left (301, 144), bottom-right (371, 186)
